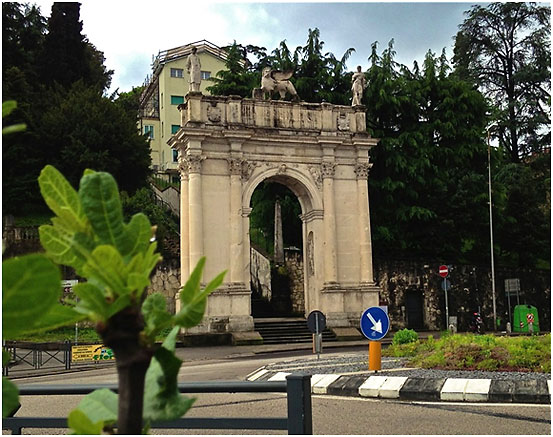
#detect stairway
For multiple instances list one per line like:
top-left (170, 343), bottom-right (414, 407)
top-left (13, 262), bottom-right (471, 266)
top-left (254, 318), bottom-right (337, 345)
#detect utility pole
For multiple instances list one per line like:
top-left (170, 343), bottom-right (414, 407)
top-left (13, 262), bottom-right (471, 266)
top-left (487, 126), bottom-right (497, 330)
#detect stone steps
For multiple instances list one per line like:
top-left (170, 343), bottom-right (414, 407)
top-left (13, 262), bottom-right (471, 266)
top-left (254, 319), bottom-right (337, 345)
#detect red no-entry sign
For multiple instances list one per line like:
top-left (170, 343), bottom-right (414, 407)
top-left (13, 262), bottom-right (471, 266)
top-left (439, 265), bottom-right (449, 278)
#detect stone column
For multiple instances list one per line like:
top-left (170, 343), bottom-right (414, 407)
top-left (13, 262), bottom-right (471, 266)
top-left (228, 158), bottom-right (244, 283)
top-left (321, 161), bottom-right (338, 285)
top-left (355, 162), bottom-right (374, 283)
top-left (178, 152), bottom-right (190, 282)
top-left (188, 154), bottom-right (204, 272)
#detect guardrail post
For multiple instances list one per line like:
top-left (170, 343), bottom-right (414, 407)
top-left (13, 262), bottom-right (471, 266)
top-left (2, 340), bottom-right (7, 376)
top-left (286, 374), bottom-right (312, 435)
top-left (65, 341), bottom-right (71, 370)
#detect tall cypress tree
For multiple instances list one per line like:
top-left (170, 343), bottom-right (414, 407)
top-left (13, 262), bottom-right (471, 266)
top-left (40, 2), bottom-right (111, 91)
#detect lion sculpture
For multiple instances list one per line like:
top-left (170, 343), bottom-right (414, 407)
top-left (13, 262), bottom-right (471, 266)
top-left (256, 67), bottom-right (300, 101)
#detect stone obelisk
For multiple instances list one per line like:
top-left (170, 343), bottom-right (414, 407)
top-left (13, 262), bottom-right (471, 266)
top-left (274, 200), bottom-right (284, 264)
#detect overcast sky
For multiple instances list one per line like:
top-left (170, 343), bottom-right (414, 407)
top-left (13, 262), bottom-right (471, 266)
top-left (30, 1), bottom-right (482, 94)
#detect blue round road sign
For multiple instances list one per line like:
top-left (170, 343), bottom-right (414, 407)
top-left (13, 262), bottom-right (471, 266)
top-left (360, 307), bottom-right (390, 341)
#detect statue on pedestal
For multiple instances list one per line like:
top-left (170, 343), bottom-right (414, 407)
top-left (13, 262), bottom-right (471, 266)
top-left (187, 47), bottom-right (201, 93)
top-left (253, 68), bottom-right (300, 102)
top-left (351, 66), bottom-right (366, 106)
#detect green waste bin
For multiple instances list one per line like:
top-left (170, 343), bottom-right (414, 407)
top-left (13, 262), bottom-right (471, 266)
top-left (513, 305), bottom-right (539, 334)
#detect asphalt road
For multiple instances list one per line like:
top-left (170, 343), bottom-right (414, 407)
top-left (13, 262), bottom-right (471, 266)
top-left (10, 346), bottom-right (552, 435)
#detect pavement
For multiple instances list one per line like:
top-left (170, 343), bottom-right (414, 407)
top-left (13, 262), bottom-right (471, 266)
top-left (5, 335), bottom-right (552, 405)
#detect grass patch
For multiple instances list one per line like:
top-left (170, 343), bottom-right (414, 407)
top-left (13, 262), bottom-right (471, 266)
top-left (383, 333), bottom-right (551, 373)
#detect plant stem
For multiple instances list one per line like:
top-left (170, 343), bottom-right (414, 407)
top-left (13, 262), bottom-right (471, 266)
top-left (100, 306), bottom-right (152, 435)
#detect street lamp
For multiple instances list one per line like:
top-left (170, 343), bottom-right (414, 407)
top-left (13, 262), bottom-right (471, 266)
top-left (486, 124), bottom-right (497, 331)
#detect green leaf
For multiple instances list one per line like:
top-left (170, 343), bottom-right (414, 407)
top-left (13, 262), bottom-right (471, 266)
top-left (2, 123), bottom-right (26, 135)
top-left (2, 100), bottom-right (17, 117)
top-left (127, 272), bottom-right (150, 297)
top-left (124, 213), bottom-right (152, 258)
top-left (143, 327), bottom-right (195, 422)
top-left (82, 245), bottom-right (128, 296)
top-left (73, 283), bottom-right (110, 321)
top-left (21, 305), bottom-right (85, 336)
top-left (2, 350), bottom-right (10, 366)
top-left (79, 171), bottom-right (129, 254)
top-left (39, 225), bottom-right (86, 271)
top-left (173, 258), bottom-right (226, 329)
top-left (2, 254), bottom-right (61, 338)
top-left (67, 410), bottom-right (104, 435)
top-left (75, 388), bottom-right (118, 424)
top-left (38, 165), bottom-right (88, 233)
top-left (2, 377), bottom-right (19, 418)
top-left (142, 294), bottom-right (172, 339)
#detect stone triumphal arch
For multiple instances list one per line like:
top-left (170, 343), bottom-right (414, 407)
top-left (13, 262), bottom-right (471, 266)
top-left (169, 92), bottom-right (380, 339)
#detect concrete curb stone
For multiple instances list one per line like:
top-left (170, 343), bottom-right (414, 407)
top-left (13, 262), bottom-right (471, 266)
top-left (399, 377), bottom-right (446, 401)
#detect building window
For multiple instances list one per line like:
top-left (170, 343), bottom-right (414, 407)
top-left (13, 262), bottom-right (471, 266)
top-left (171, 95), bottom-right (184, 105)
top-left (170, 68), bottom-right (184, 78)
top-left (171, 124), bottom-right (180, 135)
top-left (144, 125), bottom-right (154, 139)
top-left (160, 93), bottom-right (163, 109)
top-left (201, 71), bottom-right (211, 80)
top-left (172, 149), bottom-right (179, 163)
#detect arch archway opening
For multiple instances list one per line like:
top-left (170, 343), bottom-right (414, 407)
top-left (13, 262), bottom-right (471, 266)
top-left (249, 179), bottom-right (305, 318)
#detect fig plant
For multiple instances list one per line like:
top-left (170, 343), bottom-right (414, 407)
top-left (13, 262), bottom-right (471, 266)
top-left (2, 164), bottom-right (225, 434)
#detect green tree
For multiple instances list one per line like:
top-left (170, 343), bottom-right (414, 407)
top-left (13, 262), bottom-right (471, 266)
top-left (453, 2), bottom-right (551, 162)
top-left (367, 42), bottom-right (491, 262)
top-left (39, 2), bottom-right (112, 92)
top-left (206, 41), bottom-right (259, 97)
top-left (2, 4), bottom-right (149, 215)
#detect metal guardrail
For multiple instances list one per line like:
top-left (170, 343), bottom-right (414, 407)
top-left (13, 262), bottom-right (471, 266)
top-left (3, 375), bottom-right (313, 435)
top-left (3, 341), bottom-right (76, 375)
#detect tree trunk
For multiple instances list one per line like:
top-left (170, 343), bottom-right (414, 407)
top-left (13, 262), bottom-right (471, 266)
top-left (99, 305), bottom-right (153, 435)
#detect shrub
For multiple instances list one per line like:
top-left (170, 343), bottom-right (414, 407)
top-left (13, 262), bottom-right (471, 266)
top-left (393, 328), bottom-right (419, 345)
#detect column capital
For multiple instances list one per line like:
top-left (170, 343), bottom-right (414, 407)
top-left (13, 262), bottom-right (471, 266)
top-left (321, 161), bottom-right (336, 178)
top-left (227, 158), bottom-right (243, 176)
top-left (187, 154), bottom-right (205, 173)
top-left (354, 162), bottom-right (373, 179)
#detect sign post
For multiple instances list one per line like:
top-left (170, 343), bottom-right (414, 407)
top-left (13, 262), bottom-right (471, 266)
top-left (439, 265), bottom-right (449, 329)
top-left (360, 307), bottom-right (390, 371)
top-left (307, 310), bottom-right (326, 359)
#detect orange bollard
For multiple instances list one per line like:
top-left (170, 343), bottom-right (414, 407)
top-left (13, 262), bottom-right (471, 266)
top-left (368, 341), bottom-right (381, 371)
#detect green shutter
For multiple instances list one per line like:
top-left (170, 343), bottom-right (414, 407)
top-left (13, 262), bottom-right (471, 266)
top-left (170, 95), bottom-right (184, 105)
top-left (171, 125), bottom-right (180, 134)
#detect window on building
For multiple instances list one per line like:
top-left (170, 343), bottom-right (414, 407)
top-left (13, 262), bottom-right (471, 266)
top-left (201, 71), bottom-right (211, 80)
top-left (170, 68), bottom-right (184, 78)
top-left (160, 93), bottom-right (163, 109)
top-left (171, 95), bottom-right (184, 105)
top-left (171, 124), bottom-right (180, 135)
top-left (161, 122), bottom-right (164, 137)
top-left (144, 125), bottom-right (154, 139)
top-left (172, 149), bottom-right (179, 163)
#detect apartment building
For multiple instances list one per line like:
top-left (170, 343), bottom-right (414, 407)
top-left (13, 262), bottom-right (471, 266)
top-left (139, 40), bottom-right (228, 182)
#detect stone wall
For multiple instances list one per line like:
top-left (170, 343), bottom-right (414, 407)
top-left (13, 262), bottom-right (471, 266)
top-left (373, 258), bottom-right (551, 332)
top-left (285, 249), bottom-right (305, 314)
top-left (148, 259), bottom-right (181, 314)
top-left (250, 247), bottom-right (272, 300)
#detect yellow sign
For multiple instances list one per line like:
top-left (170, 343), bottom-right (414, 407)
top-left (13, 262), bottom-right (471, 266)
top-left (71, 344), bottom-right (115, 362)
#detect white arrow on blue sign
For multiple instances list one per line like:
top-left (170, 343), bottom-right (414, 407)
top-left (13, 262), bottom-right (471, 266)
top-left (360, 307), bottom-right (390, 341)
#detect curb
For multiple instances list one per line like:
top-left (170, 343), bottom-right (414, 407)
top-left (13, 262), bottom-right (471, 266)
top-left (247, 370), bottom-right (552, 404)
